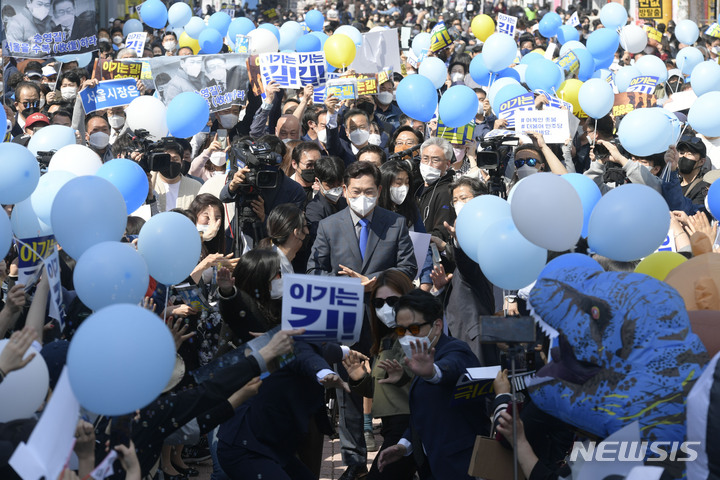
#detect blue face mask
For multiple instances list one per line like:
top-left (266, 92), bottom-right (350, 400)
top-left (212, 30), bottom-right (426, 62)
top-left (521, 48), bottom-right (531, 56)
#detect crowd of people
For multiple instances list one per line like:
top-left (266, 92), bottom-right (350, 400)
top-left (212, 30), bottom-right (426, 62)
top-left (2, 1), bottom-right (720, 480)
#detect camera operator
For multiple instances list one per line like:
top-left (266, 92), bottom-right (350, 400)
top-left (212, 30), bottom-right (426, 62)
top-left (220, 139), bottom-right (306, 247)
top-left (150, 140), bottom-right (202, 213)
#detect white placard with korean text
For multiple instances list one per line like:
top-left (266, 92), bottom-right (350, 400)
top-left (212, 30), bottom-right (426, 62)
top-left (515, 108), bottom-right (570, 144)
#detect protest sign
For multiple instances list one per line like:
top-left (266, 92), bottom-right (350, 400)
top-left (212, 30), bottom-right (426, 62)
top-left (259, 52), bottom-right (326, 90)
top-left (326, 78), bottom-right (358, 100)
top-left (430, 22), bottom-right (452, 52)
top-left (643, 25), bottom-right (663, 42)
top-left (498, 93), bottom-right (535, 129)
top-left (567, 11), bottom-right (580, 27)
top-left (174, 283), bottom-right (211, 312)
top-left (349, 28), bottom-right (403, 76)
top-left (497, 14), bottom-right (518, 37)
top-left (315, 71), bottom-right (339, 102)
top-left (400, 26), bottom-right (411, 50)
top-left (612, 92), bottom-right (657, 117)
top-left (452, 366), bottom-right (536, 405)
top-left (221, 7), bottom-right (235, 17)
top-left (16, 235), bottom-right (64, 326)
top-left (534, 89), bottom-right (574, 112)
top-left (93, 59), bottom-right (143, 81)
top-left (281, 274), bottom-right (364, 344)
top-left (3, 0), bottom-right (98, 58)
top-left (706, 23), bottom-right (720, 38)
top-left (150, 53), bottom-right (250, 112)
top-left (663, 90), bottom-right (697, 112)
top-left (235, 34), bottom-right (250, 54)
top-left (516, 108), bottom-right (570, 144)
top-left (656, 229), bottom-right (677, 253)
top-left (639, 0), bottom-right (664, 20)
top-left (79, 78), bottom-right (140, 113)
top-left (555, 50), bottom-right (579, 73)
top-left (338, 71), bottom-right (392, 96)
top-left (627, 76), bottom-right (659, 94)
top-left (125, 31), bottom-right (147, 57)
top-left (263, 8), bottom-right (277, 18)
top-left (406, 47), bottom-right (427, 69)
top-left (437, 121), bottom-right (475, 144)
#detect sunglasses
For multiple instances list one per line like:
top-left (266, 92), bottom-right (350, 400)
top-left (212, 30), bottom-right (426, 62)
top-left (515, 158), bottom-right (538, 168)
top-left (394, 322), bottom-right (430, 337)
top-left (372, 296), bottom-right (399, 309)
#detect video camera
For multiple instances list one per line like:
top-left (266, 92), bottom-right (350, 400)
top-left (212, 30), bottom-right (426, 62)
top-left (129, 129), bottom-right (179, 175)
top-left (476, 134), bottom-right (520, 198)
top-left (36, 151), bottom-right (55, 171)
top-left (229, 140), bottom-right (282, 193)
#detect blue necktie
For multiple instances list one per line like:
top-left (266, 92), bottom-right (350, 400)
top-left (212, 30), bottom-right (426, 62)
top-left (359, 218), bottom-right (369, 260)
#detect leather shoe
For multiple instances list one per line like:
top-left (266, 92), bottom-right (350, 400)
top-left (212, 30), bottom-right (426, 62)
top-left (338, 463), bottom-right (368, 480)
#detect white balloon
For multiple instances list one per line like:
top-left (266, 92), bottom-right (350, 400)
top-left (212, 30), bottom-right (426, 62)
top-left (619, 24), bottom-right (648, 54)
top-left (335, 25), bottom-right (363, 46)
top-left (11, 198), bottom-right (52, 238)
top-left (487, 77), bottom-right (520, 107)
top-left (418, 57), bottom-right (448, 89)
top-left (48, 144), bottom-right (102, 176)
top-left (559, 40), bottom-right (586, 58)
top-left (510, 173), bottom-right (583, 251)
top-left (27, 125), bottom-right (77, 156)
top-left (248, 28), bottom-right (279, 54)
top-left (125, 96), bottom-right (168, 141)
top-left (0, 341), bottom-right (49, 422)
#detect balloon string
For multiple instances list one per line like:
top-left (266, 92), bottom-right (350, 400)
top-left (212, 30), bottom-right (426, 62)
top-left (677, 123), bottom-right (688, 145)
top-left (163, 286), bottom-right (170, 323)
top-left (592, 118), bottom-right (597, 148)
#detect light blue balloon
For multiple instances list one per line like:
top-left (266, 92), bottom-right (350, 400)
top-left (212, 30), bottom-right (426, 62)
top-left (168, 2), bottom-right (192, 27)
top-left (689, 91), bottom-right (720, 137)
top-left (0, 100), bottom-right (5, 135)
top-left (456, 195), bottom-right (511, 263)
top-left (491, 84), bottom-right (528, 115)
top-left (562, 173), bottom-right (602, 237)
top-left (11, 198), bottom-right (52, 238)
top-left (538, 12), bottom-right (562, 38)
top-left (439, 85), bottom-right (479, 128)
top-left (229, 17), bottom-right (255, 41)
top-left (139, 0), bottom-right (167, 29)
top-left (557, 25), bottom-right (579, 44)
top-left (525, 59), bottom-right (563, 94)
top-left (573, 48), bottom-right (595, 81)
top-left (513, 64), bottom-right (528, 83)
top-left (198, 27), bottom-right (223, 54)
top-left (296, 34), bottom-right (321, 52)
top-left (617, 107), bottom-right (672, 157)
top-left (592, 68), bottom-right (613, 82)
top-left (209, 11), bottom-right (232, 36)
top-left (419, 56), bottom-right (447, 89)
top-left (54, 52), bottom-right (93, 68)
top-left (51, 176), bottom-right (127, 259)
top-left (497, 67), bottom-right (521, 82)
top-left (96, 159), bottom-right (150, 215)
top-left (708, 180), bottom-right (720, 219)
top-left (586, 28), bottom-right (619, 60)
top-left (588, 184), bottom-right (670, 261)
top-left (185, 16), bottom-right (206, 39)
top-left (0, 213), bottom-right (10, 259)
top-left (67, 304), bottom-right (176, 415)
top-left (476, 217), bottom-right (547, 290)
top-left (0, 143), bottom-right (40, 205)
top-left (483, 33), bottom-right (517, 72)
top-left (305, 9), bottom-right (324, 31)
top-left (469, 53), bottom-right (492, 86)
top-left (520, 51), bottom-right (544, 65)
top-left (599, 2), bottom-right (628, 29)
top-left (635, 54), bottom-right (668, 83)
top-left (258, 23), bottom-right (281, 42)
top-left (677, 46), bottom-right (703, 75)
top-left (487, 77), bottom-right (520, 107)
top-left (579, 78), bottom-right (614, 119)
top-left (659, 109), bottom-right (682, 146)
top-left (559, 40), bottom-right (586, 57)
top-left (279, 21), bottom-right (304, 51)
top-left (396, 75), bottom-right (437, 122)
top-left (123, 19), bottom-right (143, 37)
top-left (614, 65), bottom-right (641, 92)
top-left (675, 19), bottom-right (700, 45)
top-left (335, 25), bottom-right (362, 47)
top-left (594, 54), bottom-right (614, 70)
top-left (690, 61), bottom-right (720, 96)
top-left (538, 253), bottom-right (603, 280)
top-left (137, 212), bottom-right (201, 285)
top-left (30, 170), bottom-right (76, 225)
top-left (166, 92), bottom-right (210, 139)
top-left (74, 242), bottom-right (149, 311)
top-left (412, 32), bottom-right (431, 57)
top-left (27, 125), bottom-right (76, 156)
top-left (310, 31), bottom-right (329, 47)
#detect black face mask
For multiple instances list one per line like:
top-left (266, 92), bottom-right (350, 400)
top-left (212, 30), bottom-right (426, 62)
top-left (300, 168), bottom-right (315, 183)
top-left (356, 101), bottom-right (375, 118)
top-left (678, 156), bottom-right (697, 174)
top-left (160, 162), bottom-right (182, 179)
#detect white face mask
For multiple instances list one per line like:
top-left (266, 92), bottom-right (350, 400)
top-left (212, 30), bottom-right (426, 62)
top-left (88, 131), bottom-right (110, 149)
top-left (270, 278), bottom-right (283, 299)
top-left (197, 224), bottom-right (209, 233)
top-left (453, 146), bottom-right (465, 163)
top-left (368, 133), bottom-right (382, 146)
top-left (477, 102), bottom-right (484, 115)
top-left (317, 129), bottom-right (327, 144)
top-left (390, 185), bottom-right (408, 205)
top-left (451, 72), bottom-right (464, 83)
top-left (398, 330), bottom-right (433, 359)
top-left (349, 195), bottom-right (377, 217)
top-left (60, 86), bottom-right (77, 100)
top-left (377, 91), bottom-right (394, 105)
top-left (375, 304), bottom-right (396, 328)
top-left (108, 114), bottom-right (125, 129)
top-left (163, 41), bottom-right (177, 52)
top-left (30, 4), bottom-right (49, 20)
top-left (218, 114), bottom-right (237, 128)
top-left (349, 128), bottom-right (369, 146)
top-left (454, 201), bottom-right (468, 216)
top-left (184, 62), bottom-right (202, 78)
top-left (322, 185), bottom-right (343, 203)
top-left (420, 163), bottom-right (442, 184)
top-left (113, 35), bottom-right (123, 44)
top-left (516, 164), bottom-right (538, 179)
top-left (210, 151), bottom-right (227, 167)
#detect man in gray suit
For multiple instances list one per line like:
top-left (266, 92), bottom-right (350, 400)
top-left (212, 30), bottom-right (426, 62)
top-left (307, 161), bottom-right (417, 479)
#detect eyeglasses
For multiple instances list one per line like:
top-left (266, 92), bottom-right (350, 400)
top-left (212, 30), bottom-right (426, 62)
top-left (515, 158), bottom-right (538, 168)
top-left (394, 322), bottom-right (430, 337)
top-left (20, 100), bottom-right (40, 109)
top-left (371, 296), bottom-right (399, 309)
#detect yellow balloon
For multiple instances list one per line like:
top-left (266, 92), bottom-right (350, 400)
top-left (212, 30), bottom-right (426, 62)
top-left (635, 252), bottom-right (688, 281)
top-left (324, 33), bottom-right (356, 69)
top-left (179, 31), bottom-right (200, 55)
top-left (557, 79), bottom-right (584, 116)
top-left (471, 14), bottom-right (495, 42)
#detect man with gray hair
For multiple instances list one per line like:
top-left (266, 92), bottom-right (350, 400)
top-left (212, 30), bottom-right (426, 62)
top-left (417, 136), bottom-right (456, 241)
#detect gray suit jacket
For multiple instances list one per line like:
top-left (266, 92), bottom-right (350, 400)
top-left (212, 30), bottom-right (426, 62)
top-left (307, 206), bottom-right (417, 280)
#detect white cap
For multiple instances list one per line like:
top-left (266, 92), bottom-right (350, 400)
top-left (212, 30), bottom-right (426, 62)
top-left (41, 65), bottom-right (57, 77)
top-left (667, 68), bottom-right (683, 79)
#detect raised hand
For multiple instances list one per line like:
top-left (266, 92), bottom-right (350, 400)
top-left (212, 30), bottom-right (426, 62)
top-left (404, 339), bottom-right (436, 379)
top-left (319, 372), bottom-right (351, 392)
top-left (377, 359), bottom-right (404, 384)
top-left (0, 326), bottom-right (37, 375)
top-left (342, 350), bottom-right (369, 381)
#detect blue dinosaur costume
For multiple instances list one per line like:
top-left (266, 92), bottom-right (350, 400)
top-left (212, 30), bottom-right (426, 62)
top-left (527, 266), bottom-right (708, 446)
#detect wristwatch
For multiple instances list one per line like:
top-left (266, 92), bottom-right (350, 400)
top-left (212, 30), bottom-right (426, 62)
top-left (505, 296), bottom-right (517, 304)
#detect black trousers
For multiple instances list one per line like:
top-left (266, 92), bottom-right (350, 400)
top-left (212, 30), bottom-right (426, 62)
top-left (367, 414), bottom-right (416, 480)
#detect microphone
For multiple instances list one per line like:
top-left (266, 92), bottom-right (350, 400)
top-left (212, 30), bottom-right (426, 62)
top-left (387, 144), bottom-right (422, 161)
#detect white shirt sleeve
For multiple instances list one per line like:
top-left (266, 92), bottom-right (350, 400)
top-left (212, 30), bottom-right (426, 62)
top-left (398, 438), bottom-right (413, 456)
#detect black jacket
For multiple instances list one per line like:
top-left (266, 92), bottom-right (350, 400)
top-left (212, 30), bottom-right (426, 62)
top-left (416, 170), bottom-right (456, 242)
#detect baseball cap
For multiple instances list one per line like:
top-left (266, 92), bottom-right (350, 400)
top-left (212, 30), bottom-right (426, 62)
top-left (41, 65), bottom-right (57, 77)
top-left (25, 70), bottom-right (42, 79)
top-left (677, 134), bottom-right (707, 158)
top-left (25, 113), bottom-right (50, 129)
